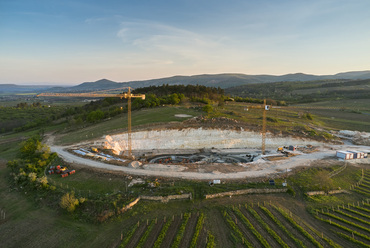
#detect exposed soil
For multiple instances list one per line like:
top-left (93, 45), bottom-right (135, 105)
top-left (143, 219), bottom-right (163, 248)
top-left (253, 206), bottom-right (297, 247)
top-left (204, 208), bottom-right (233, 248)
top-left (126, 221), bottom-right (147, 248)
top-left (239, 206), bottom-right (281, 248)
top-left (179, 212), bottom-right (198, 248)
top-left (160, 215), bottom-right (182, 247)
top-left (229, 210), bottom-right (261, 247)
top-left (196, 225), bottom-right (207, 248)
top-left (267, 205), bottom-right (315, 247)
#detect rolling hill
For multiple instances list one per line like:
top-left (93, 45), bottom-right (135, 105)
top-left (61, 70), bottom-right (370, 92)
top-left (2, 70), bottom-right (370, 93)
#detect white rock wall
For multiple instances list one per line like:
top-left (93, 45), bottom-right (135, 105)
top-left (104, 128), bottom-right (322, 154)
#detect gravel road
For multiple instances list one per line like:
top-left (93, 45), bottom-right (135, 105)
top-left (49, 144), bottom-right (369, 180)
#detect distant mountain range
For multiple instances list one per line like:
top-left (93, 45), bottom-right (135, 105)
top-left (2, 70), bottom-right (370, 93)
top-left (0, 84), bottom-right (55, 93)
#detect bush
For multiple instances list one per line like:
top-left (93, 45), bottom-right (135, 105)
top-left (287, 185), bottom-right (296, 197)
top-left (60, 191), bottom-right (80, 212)
top-left (203, 104), bottom-right (213, 113)
top-left (303, 113), bottom-right (313, 120)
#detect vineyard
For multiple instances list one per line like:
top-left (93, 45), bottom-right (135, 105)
top-left (114, 169), bottom-right (370, 248)
top-left (117, 198), bottom-right (370, 248)
top-left (119, 212), bottom-right (210, 248)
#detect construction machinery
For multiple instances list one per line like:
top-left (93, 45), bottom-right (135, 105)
top-left (245, 100), bottom-right (348, 156)
top-left (37, 87), bottom-right (145, 158)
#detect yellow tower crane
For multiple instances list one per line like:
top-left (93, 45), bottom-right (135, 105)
top-left (245, 99), bottom-right (270, 155)
top-left (246, 100), bottom-right (347, 155)
top-left (37, 87), bottom-right (145, 158)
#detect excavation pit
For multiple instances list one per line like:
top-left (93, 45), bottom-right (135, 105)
top-left (148, 152), bottom-right (256, 164)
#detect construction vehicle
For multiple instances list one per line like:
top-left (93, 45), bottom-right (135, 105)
top-left (245, 100), bottom-right (349, 156)
top-left (37, 87), bottom-right (145, 158)
top-left (48, 165), bottom-right (76, 178)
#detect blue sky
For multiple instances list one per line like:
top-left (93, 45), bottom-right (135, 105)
top-left (1, 0), bottom-right (369, 85)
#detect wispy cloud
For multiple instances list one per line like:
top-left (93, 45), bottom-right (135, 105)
top-left (116, 20), bottom-right (224, 66)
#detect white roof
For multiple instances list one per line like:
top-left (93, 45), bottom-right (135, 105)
top-left (347, 150), bottom-right (364, 153)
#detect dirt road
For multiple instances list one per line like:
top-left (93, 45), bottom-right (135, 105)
top-left (50, 143), bottom-right (369, 180)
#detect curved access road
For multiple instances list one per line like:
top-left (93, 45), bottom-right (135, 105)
top-left (49, 145), bottom-right (353, 180)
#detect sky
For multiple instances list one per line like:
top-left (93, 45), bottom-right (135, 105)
top-left (1, 0), bottom-right (370, 85)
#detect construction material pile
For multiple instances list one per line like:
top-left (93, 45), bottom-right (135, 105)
top-left (48, 165), bottom-right (76, 178)
top-left (339, 130), bottom-right (370, 146)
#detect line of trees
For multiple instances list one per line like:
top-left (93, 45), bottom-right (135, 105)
top-left (132, 84), bottom-right (224, 101)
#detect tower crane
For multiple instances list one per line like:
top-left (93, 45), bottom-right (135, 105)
top-left (245, 99), bottom-right (270, 155)
top-left (245, 100), bottom-right (347, 155)
top-left (37, 87), bottom-right (145, 158)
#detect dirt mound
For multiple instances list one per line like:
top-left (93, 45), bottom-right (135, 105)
top-left (339, 130), bottom-right (370, 145)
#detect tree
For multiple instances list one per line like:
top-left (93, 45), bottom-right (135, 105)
top-left (169, 93), bottom-right (180, 104)
top-left (313, 171), bottom-right (334, 192)
top-left (87, 109), bottom-right (105, 123)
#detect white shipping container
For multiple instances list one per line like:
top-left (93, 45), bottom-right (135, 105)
top-left (348, 151), bottom-right (365, 159)
top-left (336, 151), bottom-right (353, 160)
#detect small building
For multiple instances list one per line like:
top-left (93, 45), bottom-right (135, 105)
top-left (361, 149), bottom-right (370, 158)
top-left (348, 151), bottom-right (365, 159)
top-left (213, 179), bottom-right (221, 184)
top-left (336, 151), bottom-right (353, 160)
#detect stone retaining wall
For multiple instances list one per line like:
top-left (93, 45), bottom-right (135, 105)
top-left (205, 188), bottom-right (287, 199)
top-left (140, 193), bottom-right (192, 203)
top-left (306, 190), bottom-right (349, 196)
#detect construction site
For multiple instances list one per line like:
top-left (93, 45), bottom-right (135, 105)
top-left (50, 120), bottom-right (370, 181)
top-left (3, 84), bottom-right (370, 248)
top-left (39, 88), bottom-right (370, 180)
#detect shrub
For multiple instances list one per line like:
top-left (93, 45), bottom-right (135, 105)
top-left (287, 185), bottom-right (296, 197)
top-left (203, 104), bottom-right (213, 113)
top-left (60, 191), bottom-right (80, 212)
top-left (303, 113), bottom-right (313, 120)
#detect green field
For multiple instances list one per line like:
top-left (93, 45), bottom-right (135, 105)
top-left (1, 157), bottom-right (369, 247)
top-left (56, 106), bottom-right (200, 145)
top-left (1, 84), bottom-right (370, 247)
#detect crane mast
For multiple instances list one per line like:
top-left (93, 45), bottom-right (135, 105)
top-left (245, 100), bottom-right (347, 156)
top-left (245, 99), bottom-right (270, 155)
top-left (37, 87), bottom-right (145, 158)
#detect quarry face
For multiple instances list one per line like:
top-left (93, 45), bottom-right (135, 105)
top-left (103, 128), bottom-right (322, 155)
